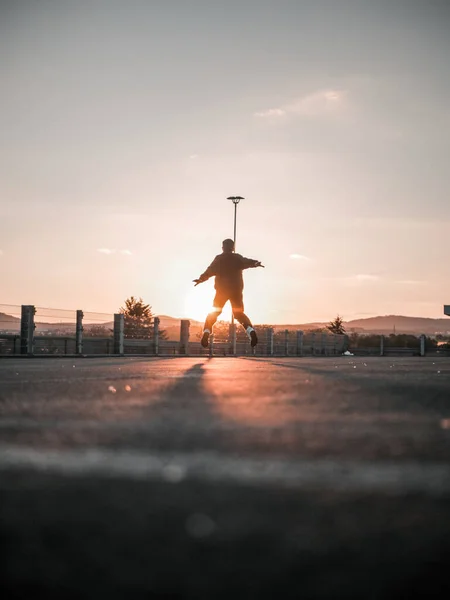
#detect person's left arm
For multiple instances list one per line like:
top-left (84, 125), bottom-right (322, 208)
top-left (240, 256), bottom-right (265, 269)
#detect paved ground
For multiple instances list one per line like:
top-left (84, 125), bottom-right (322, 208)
top-left (1, 356), bottom-right (450, 598)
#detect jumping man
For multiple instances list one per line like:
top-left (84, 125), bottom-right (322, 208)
top-left (193, 238), bottom-right (264, 348)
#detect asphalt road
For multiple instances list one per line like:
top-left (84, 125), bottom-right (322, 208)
top-left (1, 356), bottom-right (450, 599)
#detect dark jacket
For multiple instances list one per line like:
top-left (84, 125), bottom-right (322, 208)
top-left (198, 252), bottom-right (260, 291)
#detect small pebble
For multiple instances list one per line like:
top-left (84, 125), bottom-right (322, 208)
top-left (185, 513), bottom-right (216, 538)
top-left (163, 464), bottom-right (186, 483)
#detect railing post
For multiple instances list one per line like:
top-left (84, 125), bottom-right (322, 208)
top-left (333, 334), bottom-right (338, 355)
top-left (343, 334), bottom-right (350, 354)
top-left (267, 328), bottom-right (274, 356)
top-left (311, 332), bottom-right (316, 355)
top-left (154, 317), bottom-right (160, 356)
top-left (20, 305), bottom-right (35, 356)
top-left (113, 314), bottom-right (124, 355)
top-left (380, 335), bottom-right (384, 357)
top-left (180, 319), bottom-right (190, 355)
top-left (209, 333), bottom-right (214, 358)
top-left (296, 330), bottom-right (304, 356)
top-left (76, 310), bottom-right (83, 355)
top-left (284, 329), bottom-right (289, 356)
top-left (321, 332), bottom-right (327, 355)
top-left (230, 322), bottom-right (237, 356)
top-left (227, 322), bottom-right (236, 356)
top-left (420, 334), bottom-right (426, 357)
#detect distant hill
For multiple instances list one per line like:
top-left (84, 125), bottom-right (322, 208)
top-left (0, 311), bottom-right (204, 339)
top-left (343, 315), bottom-right (450, 335)
top-left (0, 312), bottom-right (21, 332)
top-left (1, 311), bottom-right (449, 337)
top-left (272, 315), bottom-right (450, 336)
top-left (114, 314), bottom-right (450, 338)
top-left (157, 315), bottom-right (202, 328)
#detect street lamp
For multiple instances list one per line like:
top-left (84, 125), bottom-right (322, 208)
top-left (227, 196), bottom-right (244, 355)
top-left (227, 196), bottom-right (244, 249)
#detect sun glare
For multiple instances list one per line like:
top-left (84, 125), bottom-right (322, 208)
top-left (184, 281), bottom-right (232, 323)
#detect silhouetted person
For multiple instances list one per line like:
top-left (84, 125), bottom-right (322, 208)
top-left (193, 238), bottom-right (264, 348)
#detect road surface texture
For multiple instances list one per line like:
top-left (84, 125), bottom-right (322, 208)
top-left (1, 356), bottom-right (450, 599)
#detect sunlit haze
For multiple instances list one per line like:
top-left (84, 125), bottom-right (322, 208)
top-left (1, 0), bottom-right (449, 323)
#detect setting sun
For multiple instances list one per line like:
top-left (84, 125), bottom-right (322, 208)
top-left (184, 280), bottom-right (232, 323)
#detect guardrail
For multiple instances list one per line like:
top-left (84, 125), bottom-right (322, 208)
top-left (1, 304), bottom-right (446, 358)
top-left (0, 304), bottom-right (349, 357)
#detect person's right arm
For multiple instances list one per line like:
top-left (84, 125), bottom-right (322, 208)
top-left (193, 256), bottom-right (220, 286)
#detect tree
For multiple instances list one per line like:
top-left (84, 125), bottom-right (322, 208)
top-left (355, 334), bottom-right (381, 348)
top-left (119, 296), bottom-right (167, 339)
top-left (348, 332), bottom-right (359, 347)
top-left (327, 315), bottom-right (346, 335)
top-left (388, 334), bottom-right (419, 348)
top-left (87, 324), bottom-right (112, 337)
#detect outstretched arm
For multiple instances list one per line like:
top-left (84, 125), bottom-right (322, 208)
top-left (193, 257), bottom-right (219, 286)
top-left (241, 256), bottom-right (265, 269)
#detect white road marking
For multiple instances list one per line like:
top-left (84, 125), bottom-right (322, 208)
top-left (1, 445), bottom-right (449, 496)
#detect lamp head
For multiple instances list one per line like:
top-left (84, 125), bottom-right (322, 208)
top-left (227, 195), bottom-right (244, 205)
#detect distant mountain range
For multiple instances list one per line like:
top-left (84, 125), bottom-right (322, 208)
top-left (271, 315), bottom-right (450, 336)
top-left (0, 312), bottom-right (20, 328)
top-left (0, 312), bottom-right (449, 337)
top-left (334, 315), bottom-right (450, 335)
top-left (137, 314), bottom-right (450, 336)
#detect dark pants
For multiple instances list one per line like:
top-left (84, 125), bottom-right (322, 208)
top-left (204, 288), bottom-right (253, 332)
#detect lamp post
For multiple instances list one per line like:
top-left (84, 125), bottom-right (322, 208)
top-left (227, 196), bottom-right (244, 249)
top-left (227, 196), bottom-right (244, 355)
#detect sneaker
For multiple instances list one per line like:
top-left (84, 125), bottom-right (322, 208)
top-left (250, 330), bottom-right (258, 347)
top-left (201, 331), bottom-right (210, 348)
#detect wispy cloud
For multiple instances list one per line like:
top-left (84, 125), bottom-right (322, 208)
top-left (353, 274), bottom-right (380, 283)
top-left (0, 249), bottom-right (3, 256)
top-left (189, 154), bottom-right (199, 159)
top-left (255, 89), bottom-right (346, 119)
top-left (254, 108), bottom-right (286, 118)
top-left (337, 274), bottom-right (381, 285)
top-left (97, 248), bottom-right (132, 256)
top-left (289, 253), bottom-right (311, 261)
top-left (397, 279), bottom-right (425, 285)
top-left (286, 89), bottom-right (346, 116)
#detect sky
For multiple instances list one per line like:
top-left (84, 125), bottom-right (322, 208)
top-left (1, 0), bottom-right (449, 324)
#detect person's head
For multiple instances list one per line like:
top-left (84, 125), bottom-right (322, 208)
top-left (222, 238), bottom-right (235, 253)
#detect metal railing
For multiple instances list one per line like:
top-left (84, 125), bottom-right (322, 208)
top-left (3, 304), bottom-right (446, 358)
top-left (0, 304), bottom-right (350, 357)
